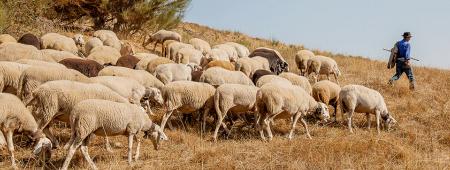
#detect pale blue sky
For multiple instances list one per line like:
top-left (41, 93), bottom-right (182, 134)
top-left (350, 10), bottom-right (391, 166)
top-left (184, 0), bottom-right (450, 69)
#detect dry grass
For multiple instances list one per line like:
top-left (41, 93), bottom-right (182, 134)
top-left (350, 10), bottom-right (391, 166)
top-left (1, 22), bottom-right (449, 169)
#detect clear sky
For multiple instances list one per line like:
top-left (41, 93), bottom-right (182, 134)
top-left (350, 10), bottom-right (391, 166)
top-left (184, 0), bottom-right (450, 69)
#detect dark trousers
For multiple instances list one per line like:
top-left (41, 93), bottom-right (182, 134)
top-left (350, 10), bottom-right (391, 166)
top-left (390, 60), bottom-right (415, 82)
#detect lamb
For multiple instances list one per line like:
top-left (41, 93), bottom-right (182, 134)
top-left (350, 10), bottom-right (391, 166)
top-left (40, 49), bottom-right (81, 62)
top-left (98, 66), bottom-right (164, 89)
top-left (199, 67), bottom-right (254, 86)
top-left (175, 47), bottom-right (205, 65)
top-left (87, 45), bottom-right (122, 65)
top-left (0, 42), bottom-right (53, 62)
top-left (58, 58), bottom-right (104, 77)
top-left (255, 82), bottom-right (330, 140)
top-left (116, 55), bottom-right (140, 69)
top-left (93, 30), bottom-right (121, 51)
top-left (279, 72), bottom-right (312, 95)
top-left (212, 84), bottom-right (259, 141)
top-left (18, 33), bottom-right (41, 49)
top-left (307, 55), bottom-right (341, 84)
top-left (255, 75), bottom-right (292, 87)
top-left (295, 50), bottom-right (315, 76)
top-left (205, 60), bottom-right (235, 71)
top-left (311, 80), bottom-right (341, 120)
top-left (159, 81), bottom-right (216, 131)
top-left (40, 33), bottom-right (81, 56)
top-left (0, 62), bottom-right (31, 94)
top-left (15, 59), bottom-right (67, 69)
top-left (225, 42), bottom-right (250, 58)
top-left (146, 57), bottom-right (175, 73)
top-left (235, 56), bottom-right (270, 77)
top-left (251, 69), bottom-right (275, 85)
top-left (167, 42), bottom-right (193, 60)
top-left (212, 44), bottom-right (238, 62)
top-left (134, 53), bottom-right (160, 70)
top-left (61, 99), bottom-right (167, 170)
top-left (0, 34), bottom-right (16, 44)
top-left (84, 37), bottom-right (103, 55)
top-left (143, 29), bottom-right (182, 52)
top-left (189, 38), bottom-right (211, 55)
top-left (249, 47), bottom-right (289, 74)
top-left (0, 93), bottom-right (51, 169)
top-left (338, 84), bottom-right (397, 134)
top-left (154, 63), bottom-right (199, 84)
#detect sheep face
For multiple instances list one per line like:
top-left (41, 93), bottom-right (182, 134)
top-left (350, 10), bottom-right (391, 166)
top-left (382, 113), bottom-right (397, 131)
top-left (144, 87), bottom-right (164, 105)
top-left (32, 137), bottom-right (52, 160)
top-left (73, 34), bottom-right (85, 46)
top-left (146, 125), bottom-right (168, 150)
top-left (315, 102), bottom-right (330, 122)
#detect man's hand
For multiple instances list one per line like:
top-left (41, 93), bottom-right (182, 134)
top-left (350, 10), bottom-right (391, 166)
top-left (404, 60), bottom-right (411, 67)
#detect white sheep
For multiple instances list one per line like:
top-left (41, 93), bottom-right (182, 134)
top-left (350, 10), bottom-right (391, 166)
top-left (0, 34), bottom-right (17, 44)
top-left (278, 72), bottom-right (312, 95)
top-left (189, 38), bottom-right (211, 55)
top-left (307, 55), bottom-right (341, 84)
top-left (339, 84), bottom-right (397, 134)
top-left (255, 82), bottom-right (330, 140)
top-left (235, 56), bottom-right (270, 77)
top-left (87, 45), bottom-right (122, 65)
top-left (255, 75), bottom-right (292, 87)
top-left (311, 80), bottom-right (341, 121)
top-left (295, 50), bottom-right (315, 76)
top-left (61, 99), bottom-right (167, 170)
top-left (0, 42), bottom-right (53, 62)
top-left (162, 40), bottom-right (178, 57)
top-left (174, 47), bottom-right (205, 65)
top-left (0, 93), bottom-right (51, 168)
top-left (205, 48), bottom-right (231, 62)
top-left (0, 61), bottom-right (30, 94)
top-left (16, 59), bottom-right (67, 69)
top-left (212, 84), bottom-right (259, 141)
top-left (40, 49), bottom-right (81, 62)
top-left (213, 44), bottom-right (238, 62)
top-left (160, 81), bottom-right (216, 131)
top-left (144, 29), bottom-right (182, 52)
top-left (199, 67), bottom-right (254, 86)
top-left (93, 30), bottom-right (122, 51)
top-left (40, 33), bottom-right (81, 55)
top-left (134, 53), bottom-right (160, 70)
top-left (98, 66), bottom-right (164, 89)
top-left (167, 42), bottom-right (193, 60)
top-left (225, 42), bottom-right (250, 58)
top-left (154, 63), bottom-right (199, 84)
top-left (84, 37), bottom-right (104, 56)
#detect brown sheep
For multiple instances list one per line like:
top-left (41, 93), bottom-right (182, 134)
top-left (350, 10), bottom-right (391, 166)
top-left (312, 80), bottom-right (341, 121)
top-left (205, 60), bottom-right (235, 71)
top-left (18, 33), bottom-right (41, 50)
top-left (251, 69), bottom-right (275, 85)
top-left (146, 57), bottom-right (174, 73)
top-left (116, 55), bottom-right (140, 69)
top-left (58, 58), bottom-right (104, 77)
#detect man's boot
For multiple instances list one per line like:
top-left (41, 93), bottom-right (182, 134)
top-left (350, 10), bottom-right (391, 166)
top-left (409, 81), bottom-right (416, 90)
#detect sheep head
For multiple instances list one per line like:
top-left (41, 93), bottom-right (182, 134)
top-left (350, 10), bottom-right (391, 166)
top-left (382, 113), bottom-right (397, 131)
top-left (145, 124), bottom-right (168, 150)
top-left (73, 34), bottom-right (85, 47)
top-left (314, 102), bottom-right (330, 122)
top-left (144, 87), bottom-right (164, 105)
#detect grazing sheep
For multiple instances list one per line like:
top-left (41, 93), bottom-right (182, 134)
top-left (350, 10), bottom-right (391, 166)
top-left (213, 44), bottom-right (238, 62)
top-left (205, 60), bottom-right (235, 71)
top-left (0, 34), bottom-right (16, 44)
top-left (40, 33), bottom-right (81, 55)
top-left (249, 47), bottom-right (289, 74)
top-left (162, 40), bottom-right (178, 57)
top-left (255, 83), bottom-right (330, 140)
top-left (58, 58), bottom-right (104, 77)
top-left (212, 84), bottom-right (259, 141)
top-left (339, 85), bottom-right (397, 134)
top-left (18, 33), bottom-right (41, 49)
top-left (61, 99), bottom-right (167, 170)
top-left (252, 69), bottom-right (275, 85)
top-left (84, 37), bottom-right (103, 55)
top-left (295, 50), bottom-right (315, 76)
top-left (189, 38), bottom-right (211, 55)
top-left (134, 53), bottom-right (160, 70)
top-left (175, 47), bottom-right (205, 65)
top-left (279, 72), bottom-right (312, 94)
top-left (146, 57), bottom-right (175, 73)
top-left (40, 49), bottom-right (81, 62)
top-left (255, 75), bottom-right (292, 87)
top-left (235, 56), bottom-right (270, 77)
top-left (311, 80), bottom-right (341, 120)
top-left (167, 42), bottom-right (193, 60)
top-left (144, 29), bottom-right (182, 52)
top-left (93, 30), bottom-right (121, 51)
top-left (0, 42), bottom-right (52, 62)
top-left (307, 55), bottom-right (341, 84)
top-left (154, 63), bottom-right (199, 84)
top-left (205, 48), bottom-right (229, 62)
top-left (200, 67), bottom-right (254, 86)
top-left (0, 93), bottom-right (51, 169)
top-left (98, 66), bottom-right (164, 89)
top-left (225, 42), bottom-right (250, 58)
top-left (87, 45), bottom-right (122, 65)
top-left (0, 62), bottom-right (30, 94)
top-left (160, 81), bottom-right (216, 131)
top-left (16, 59), bottom-right (66, 69)
top-left (116, 55), bottom-right (140, 69)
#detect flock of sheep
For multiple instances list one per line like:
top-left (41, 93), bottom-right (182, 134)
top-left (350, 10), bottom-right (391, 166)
top-left (0, 29), bottom-right (397, 169)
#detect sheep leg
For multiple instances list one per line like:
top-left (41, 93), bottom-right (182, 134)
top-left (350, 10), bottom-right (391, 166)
top-left (134, 135), bottom-right (141, 161)
top-left (288, 113), bottom-right (302, 140)
top-left (334, 73), bottom-right (339, 84)
top-left (160, 110), bottom-right (175, 131)
top-left (264, 118), bottom-right (273, 141)
top-left (327, 74), bottom-right (331, 80)
top-left (213, 111), bottom-right (225, 142)
top-left (61, 137), bottom-right (83, 170)
top-left (0, 131), bottom-right (5, 148)
top-left (201, 107), bottom-right (211, 134)
top-left (366, 113), bottom-right (371, 130)
top-left (299, 117), bottom-right (312, 139)
top-left (376, 111), bottom-right (381, 134)
top-left (6, 130), bottom-right (17, 169)
top-left (257, 115), bottom-right (266, 141)
top-left (105, 136), bottom-right (113, 153)
top-left (347, 110), bottom-right (354, 133)
top-left (127, 134), bottom-right (134, 165)
top-left (80, 135), bottom-right (97, 170)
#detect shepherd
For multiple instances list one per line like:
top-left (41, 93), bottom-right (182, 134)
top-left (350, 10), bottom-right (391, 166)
top-left (387, 32), bottom-right (416, 90)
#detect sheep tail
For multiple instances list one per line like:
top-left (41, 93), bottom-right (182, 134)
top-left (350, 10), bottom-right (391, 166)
top-left (17, 72), bottom-right (26, 100)
top-left (213, 91), bottom-right (222, 118)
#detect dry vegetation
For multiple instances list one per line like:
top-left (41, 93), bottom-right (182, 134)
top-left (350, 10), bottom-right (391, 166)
top-left (1, 22), bottom-right (449, 169)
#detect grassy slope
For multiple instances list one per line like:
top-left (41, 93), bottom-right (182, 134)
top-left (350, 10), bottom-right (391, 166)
top-left (1, 22), bottom-right (449, 169)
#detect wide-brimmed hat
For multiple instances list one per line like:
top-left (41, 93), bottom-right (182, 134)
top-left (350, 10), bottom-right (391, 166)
top-left (402, 32), bottom-right (412, 38)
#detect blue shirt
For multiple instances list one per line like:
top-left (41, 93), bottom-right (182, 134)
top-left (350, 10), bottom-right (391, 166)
top-left (396, 39), bottom-right (411, 60)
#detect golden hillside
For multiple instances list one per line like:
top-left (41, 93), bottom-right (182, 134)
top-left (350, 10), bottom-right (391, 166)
top-left (2, 22), bottom-right (449, 169)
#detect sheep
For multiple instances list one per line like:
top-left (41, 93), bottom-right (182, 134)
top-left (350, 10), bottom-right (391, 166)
top-left (154, 63), bottom-right (199, 84)
top-left (205, 48), bottom-right (230, 61)
top-left (189, 38), bottom-right (211, 55)
top-left (134, 53), bottom-right (160, 70)
top-left (255, 75), bottom-right (292, 87)
top-left (311, 80), bottom-right (341, 121)
top-left (225, 42), bottom-right (250, 58)
top-left (61, 99), bottom-right (167, 170)
top-left (205, 60), bottom-right (235, 71)
top-left (40, 33), bottom-right (81, 56)
top-left (18, 33), bottom-right (41, 49)
top-left (17, 66), bottom-right (92, 103)
top-left (235, 56), bottom-right (270, 77)
top-left (307, 55), bottom-right (341, 84)
top-left (143, 29), bottom-right (182, 52)
top-left (84, 37), bottom-right (103, 55)
top-left (249, 47), bottom-right (289, 74)
top-left (87, 45), bottom-right (122, 65)
top-left (58, 58), bottom-right (104, 77)
top-left (255, 82), bottom-right (330, 140)
top-left (0, 42), bottom-right (53, 62)
top-left (0, 62), bottom-right (31, 94)
top-left (212, 84), bottom-right (259, 141)
top-left (73, 34), bottom-right (85, 47)
top-left (98, 66), bottom-right (164, 89)
top-left (120, 41), bottom-right (135, 56)
top-left (199, 67), bottom-right (254, 86)
top-left (338, 84), bottom-right (397, 134)
top-left (160, 81), bottom-right (216, 131)
top-left (212, 44), bottom-right (238, 62)
top-left (15, 59), bottom-right (67, 69)
top-left (146, 57), bottom-right (175, 73)
top-left (0, 93), bottom-right (51, 169)
top-left (295, 50), bottom-right (315, 76)
top-left (0, 34), bottom-right (16, 44)
top-left (93, 30), bottom-right (121, 51)
top-left (175, 47), bottom-right (205, 65)
top-left (279, 72), bottom-right (312, 95)
top-left (116, 55), bottom-right (140, 69)
top-left (162, 40), bottom-right (178, 57)
top-left (167, 42), bottom-right (193, 60)
top-left (40, 49), bottom-right (81, 62)
top-left (251, 69), bottom-right (275, 85)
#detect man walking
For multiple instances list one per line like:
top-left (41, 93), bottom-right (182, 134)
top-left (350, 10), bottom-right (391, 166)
top-left (388, 32), bottom-right (415, 90)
